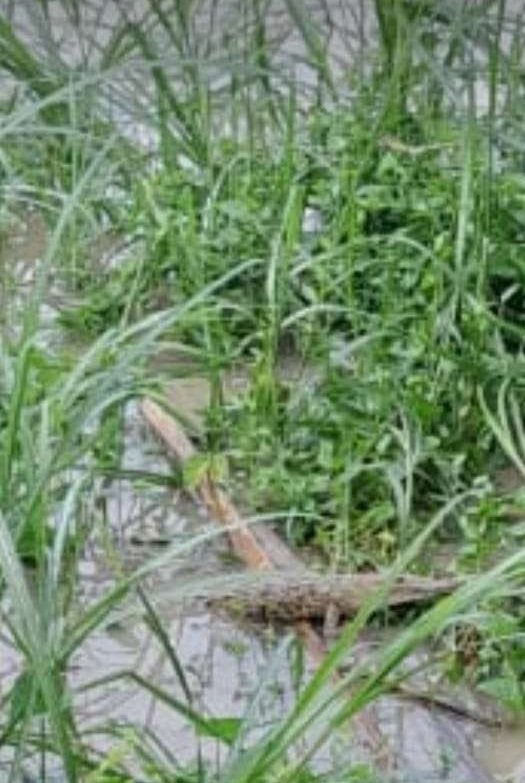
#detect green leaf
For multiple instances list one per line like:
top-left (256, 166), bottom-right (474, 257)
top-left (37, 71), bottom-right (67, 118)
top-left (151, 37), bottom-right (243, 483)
top-left (478, 676), bottom-right (524, 712)
top-left (9, 670), bottom-right (46, 726)
top-left (182, 452), bottom-right (228, 488)
top-left (196, 716), bottom-right (242, 744)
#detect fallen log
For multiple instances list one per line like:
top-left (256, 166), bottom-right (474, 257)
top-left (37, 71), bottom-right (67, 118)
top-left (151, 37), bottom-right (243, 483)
top-left (174, 571), bottom-right (460, 622)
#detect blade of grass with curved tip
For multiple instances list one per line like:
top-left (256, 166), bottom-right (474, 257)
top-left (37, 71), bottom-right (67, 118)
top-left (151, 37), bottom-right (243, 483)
top-left (280, 303), bottom-right (358, 330)
top-left (136, 585), bottom-right (193, 707)
top-left (479, 383), bottom-right (525, 479)
top-left (1, 339), bottom-right (33, 499)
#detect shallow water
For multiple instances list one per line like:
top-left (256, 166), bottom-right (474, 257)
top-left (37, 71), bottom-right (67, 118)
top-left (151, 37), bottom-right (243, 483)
top-left (476, 723), bottom-right (525, 782)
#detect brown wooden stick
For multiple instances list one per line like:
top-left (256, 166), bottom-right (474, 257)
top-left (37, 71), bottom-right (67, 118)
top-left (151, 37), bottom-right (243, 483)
top-left (168, 571), bottom-right (460, 621)
top-left (141, 398), bottom-right (273, 570)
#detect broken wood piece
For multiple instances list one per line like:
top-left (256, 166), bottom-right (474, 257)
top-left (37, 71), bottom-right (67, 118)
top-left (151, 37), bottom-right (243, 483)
top-left (141, 398), bottom-right (272, 570)
top-left (175, 572), bottom-right (460, 622)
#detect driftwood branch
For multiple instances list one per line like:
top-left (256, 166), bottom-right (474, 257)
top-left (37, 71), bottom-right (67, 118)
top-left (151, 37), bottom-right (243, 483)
top-left (176, 571), bottom-right (460, 621)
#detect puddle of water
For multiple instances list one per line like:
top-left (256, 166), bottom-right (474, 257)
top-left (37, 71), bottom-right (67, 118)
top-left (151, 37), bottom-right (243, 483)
top-left (72, 609), bottom-right (290, 761)
top-left (476, 724), bottom-right (525, 782)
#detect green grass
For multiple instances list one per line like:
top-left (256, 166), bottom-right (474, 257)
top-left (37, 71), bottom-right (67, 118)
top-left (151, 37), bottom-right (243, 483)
top-left (1, 1), bottom-right (525, 781)
top-left (58, 87), bottom-right (525, 567)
